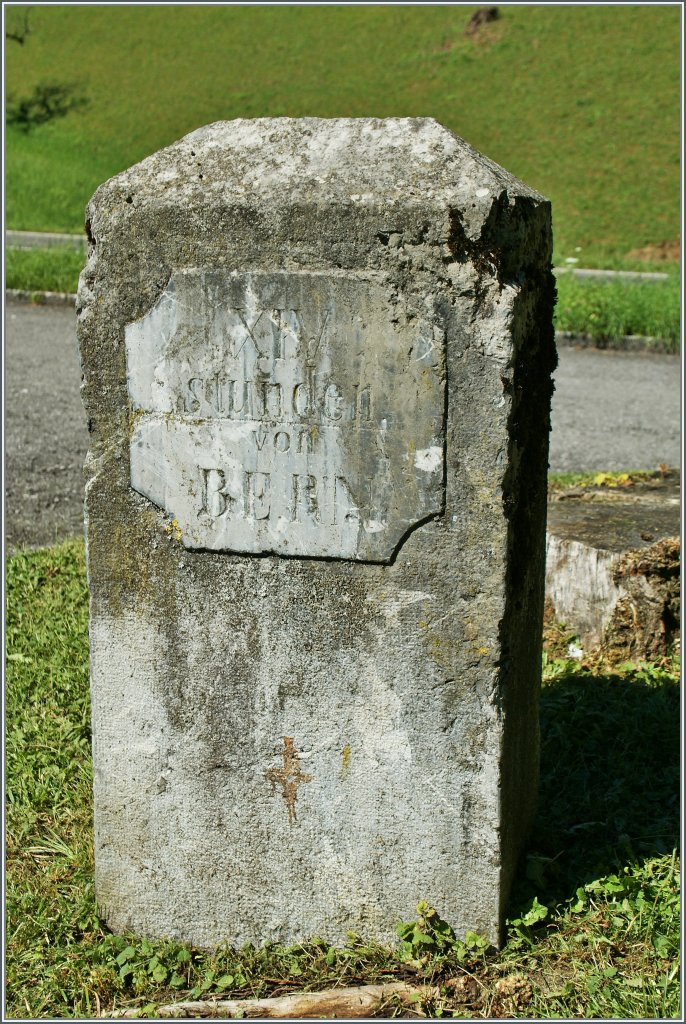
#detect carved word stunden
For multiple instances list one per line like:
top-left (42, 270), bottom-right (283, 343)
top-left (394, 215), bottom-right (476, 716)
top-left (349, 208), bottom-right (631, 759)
top-left (173, 307), bottom-right (372, 426)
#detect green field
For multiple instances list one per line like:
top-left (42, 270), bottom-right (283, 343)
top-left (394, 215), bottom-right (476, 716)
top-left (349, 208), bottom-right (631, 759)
top-left (5, 5), bottom-right (680, 267)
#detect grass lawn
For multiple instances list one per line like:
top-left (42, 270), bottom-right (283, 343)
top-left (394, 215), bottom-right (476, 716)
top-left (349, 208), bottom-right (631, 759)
top-left (5, 4), bottom-right (680, 268)
top-left (5, 246), bottom-right (86, 295)
top-left (554, 272), bottom-right (681, 350)
top-left (5, 540), bottom-right (680, 1018)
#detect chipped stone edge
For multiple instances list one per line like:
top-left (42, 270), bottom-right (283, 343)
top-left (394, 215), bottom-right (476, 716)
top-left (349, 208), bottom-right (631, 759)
top-left (6, 288), bottom-right (78, 307)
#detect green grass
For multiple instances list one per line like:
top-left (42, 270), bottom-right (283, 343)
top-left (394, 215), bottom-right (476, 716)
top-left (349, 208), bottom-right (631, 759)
top-left (554, 274), bottom-right (681, 350)
top-left (5, 246), bottom-right (86, 294)
top-left (5, 5), bottom-right (680, 266)
top-left (6, 540), bottom-right (680, 1018)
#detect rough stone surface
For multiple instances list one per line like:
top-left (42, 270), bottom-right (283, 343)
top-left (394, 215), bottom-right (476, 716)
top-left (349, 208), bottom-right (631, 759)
top-left (77, 118), bottom-right (555, 949)
top-left (545, 475), bottom-right (680, 654)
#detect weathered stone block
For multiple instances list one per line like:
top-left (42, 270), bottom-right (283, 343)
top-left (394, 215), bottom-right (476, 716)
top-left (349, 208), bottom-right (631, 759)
top-left (78, 118), bottom-right (555, 949)
top-left (546, 475), bottom-right (680, 657)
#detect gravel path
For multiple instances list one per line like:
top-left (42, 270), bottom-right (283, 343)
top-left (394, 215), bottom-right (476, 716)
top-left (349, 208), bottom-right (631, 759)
top-left (4, 300), bottom-right (681, 551)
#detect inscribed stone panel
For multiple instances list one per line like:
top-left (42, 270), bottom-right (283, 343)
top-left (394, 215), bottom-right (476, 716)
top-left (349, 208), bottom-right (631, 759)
top-left (126, 270), bottom-right (445, 561)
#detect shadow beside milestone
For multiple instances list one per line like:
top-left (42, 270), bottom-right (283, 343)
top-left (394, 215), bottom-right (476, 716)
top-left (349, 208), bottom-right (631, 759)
top-left (508, 668), bottom-right (680, 916)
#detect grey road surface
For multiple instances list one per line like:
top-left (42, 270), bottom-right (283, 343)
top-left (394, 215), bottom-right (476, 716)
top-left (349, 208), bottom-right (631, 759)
top-left (549, 345), bottom-right (680, 473)
top-left (5, 302), bottom-right (89, 551)
top-left (4, 301), bottom-right (681, 551)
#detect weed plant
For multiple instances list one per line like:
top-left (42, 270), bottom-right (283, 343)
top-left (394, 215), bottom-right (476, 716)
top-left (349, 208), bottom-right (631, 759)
top-left (5, 541), bottom-right (681, 1018)
top-left (548, 468), bottom-right (676, 493)
top-left (5, 5), bottom-right (680, 265)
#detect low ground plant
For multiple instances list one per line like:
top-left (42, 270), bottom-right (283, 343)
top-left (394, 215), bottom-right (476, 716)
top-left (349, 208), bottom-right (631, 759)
top-left (548, 467), bottom-right (676, 493)
top-left (554, 273), bottom-right (680, 350)
top-left (5, 245), bottom-right (86, 295)
top-left (5, 541), bottom-right (681, 1018)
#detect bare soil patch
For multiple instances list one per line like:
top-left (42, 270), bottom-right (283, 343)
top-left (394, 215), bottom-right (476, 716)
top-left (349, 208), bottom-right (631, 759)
top-left (627, 239), bottom-right (680, 262)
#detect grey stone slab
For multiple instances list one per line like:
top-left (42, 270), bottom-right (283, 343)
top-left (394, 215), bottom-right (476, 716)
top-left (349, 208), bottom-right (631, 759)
top-left (545, 475), bottom-right (680, 647)
top-left (126, 269), bottom-right (445, 561)
top-left (78, 117), bottom-right (555, 950)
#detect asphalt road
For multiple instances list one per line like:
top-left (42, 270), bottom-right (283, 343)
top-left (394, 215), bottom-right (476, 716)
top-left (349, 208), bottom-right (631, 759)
top-left (549, 344), bottom-right (680, 473)
top-left (4, 300), bottom-right (681, 551)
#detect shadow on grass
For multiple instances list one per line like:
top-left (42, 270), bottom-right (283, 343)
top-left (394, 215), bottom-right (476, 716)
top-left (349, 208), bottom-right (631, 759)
top-left (509, 668), bottom-right (680, 914)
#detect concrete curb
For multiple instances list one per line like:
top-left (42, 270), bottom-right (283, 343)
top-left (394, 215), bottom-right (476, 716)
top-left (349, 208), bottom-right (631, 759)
top-left (6, 288), bottom-right (77, 307)
top-left (554, 331), bottom-right (677, 354)
top-left (6, 230), bottom-right (86, 250)
top-left (553, 267), bottom-right (670, 282)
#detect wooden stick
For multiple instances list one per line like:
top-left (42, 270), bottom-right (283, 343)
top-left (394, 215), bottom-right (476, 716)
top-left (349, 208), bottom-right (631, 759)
top-left (105, 982), bottom-right (434, 1019)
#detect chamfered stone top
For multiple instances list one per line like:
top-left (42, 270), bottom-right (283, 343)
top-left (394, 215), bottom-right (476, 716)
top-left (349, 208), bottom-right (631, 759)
top-left (88, 118), bottom-right (545, 238)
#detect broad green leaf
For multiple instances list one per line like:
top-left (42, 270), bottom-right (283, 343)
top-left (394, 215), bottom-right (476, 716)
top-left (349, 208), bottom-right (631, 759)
top-left (116, 946), bottom-right (137, 965)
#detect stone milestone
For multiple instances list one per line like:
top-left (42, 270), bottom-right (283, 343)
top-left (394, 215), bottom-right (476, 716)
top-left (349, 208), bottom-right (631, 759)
top-left (78, 118), bottom-right (556, 949)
